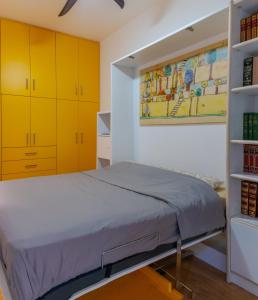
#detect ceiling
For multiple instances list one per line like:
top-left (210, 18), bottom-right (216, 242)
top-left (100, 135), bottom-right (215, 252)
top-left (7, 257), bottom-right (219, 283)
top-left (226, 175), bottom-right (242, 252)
top-left (0, 0), bottom-right (161, 41)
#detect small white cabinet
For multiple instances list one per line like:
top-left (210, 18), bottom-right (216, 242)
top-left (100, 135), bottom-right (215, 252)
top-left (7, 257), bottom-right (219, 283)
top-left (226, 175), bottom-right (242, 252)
top-left (231, 218), bottom-right (258, 284)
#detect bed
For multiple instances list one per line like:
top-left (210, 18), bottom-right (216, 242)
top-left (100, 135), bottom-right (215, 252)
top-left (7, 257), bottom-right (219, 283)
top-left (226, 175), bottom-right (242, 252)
top-left (0, 162), bottom-right (225, 300)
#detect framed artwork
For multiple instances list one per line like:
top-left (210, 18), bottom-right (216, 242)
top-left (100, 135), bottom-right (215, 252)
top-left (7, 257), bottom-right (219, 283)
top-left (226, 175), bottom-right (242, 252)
top-left (140, 40), bottom-right (228, 125)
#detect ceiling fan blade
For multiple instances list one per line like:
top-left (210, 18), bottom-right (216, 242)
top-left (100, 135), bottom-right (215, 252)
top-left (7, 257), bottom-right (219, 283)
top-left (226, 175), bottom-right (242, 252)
top-left (59, 0), bottom-right (78, 16)
top-left (114, 0), bottom-right (125, 9)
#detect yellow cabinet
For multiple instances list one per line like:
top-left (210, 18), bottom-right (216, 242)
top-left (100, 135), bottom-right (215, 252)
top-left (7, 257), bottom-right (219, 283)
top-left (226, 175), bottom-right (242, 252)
top-left (57, 100), bottom-right (79, 173)
top-left (31, 98), bottom-right (56, 146)
top-left (1, 19), bottom-right (30, 96)
top-left (2, 95), bottom-right (30, 148)
top-left (78, 101), bottom-right (98, 171)
top-left (56, 33), bottom-right (78, 100)
top-left (30, 26), bottom-right (56, 98)
top-left (2, 95), bottom-right (56, 148)
top-left (78, 39), bottom-right (100, 102)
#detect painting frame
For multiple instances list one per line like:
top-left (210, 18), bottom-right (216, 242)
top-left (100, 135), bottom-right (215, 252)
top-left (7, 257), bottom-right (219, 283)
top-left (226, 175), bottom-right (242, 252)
top-left (139, 40), bottom-right (228, 126)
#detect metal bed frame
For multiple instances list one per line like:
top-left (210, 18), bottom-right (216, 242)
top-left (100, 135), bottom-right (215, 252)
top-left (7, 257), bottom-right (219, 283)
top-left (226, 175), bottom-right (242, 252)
top-left (69, 230), bottom-right (223, 300)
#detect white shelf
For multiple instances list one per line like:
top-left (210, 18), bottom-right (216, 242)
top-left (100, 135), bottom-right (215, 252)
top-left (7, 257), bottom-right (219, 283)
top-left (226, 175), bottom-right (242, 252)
top-left (231, 139), bottom-right (258, 144)
top-left (97, 111), bottom-right (111, 136)
top-left (231, 172), bottom-right (258, 182)
top-left (232, 37), bottom-right (258, 55)
top-left (231, 85), bottom-right (258, 95)
top-left (232, 214), bottom-right (258, 227)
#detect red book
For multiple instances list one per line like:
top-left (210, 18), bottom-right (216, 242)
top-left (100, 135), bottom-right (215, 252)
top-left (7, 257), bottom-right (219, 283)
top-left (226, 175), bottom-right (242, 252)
top-left (252, 14), bottom-right (257, 39)
top-left (244, 144), bottom-right (250, 172)
top-left (241, 181), bottom-right (249, 215)
top-left (249, 145), bottom-right (255, 173)
top-left (246, 16), bottom-right (252, 40)
top-left (255, 145), bottom-right (258, 174)
top-left (241, 18), bottom-right (247, 42)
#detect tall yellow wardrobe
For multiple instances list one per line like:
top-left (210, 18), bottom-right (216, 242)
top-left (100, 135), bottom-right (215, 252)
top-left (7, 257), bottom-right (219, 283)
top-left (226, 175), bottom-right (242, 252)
top-left (0, 19), bottom-right (99, 180)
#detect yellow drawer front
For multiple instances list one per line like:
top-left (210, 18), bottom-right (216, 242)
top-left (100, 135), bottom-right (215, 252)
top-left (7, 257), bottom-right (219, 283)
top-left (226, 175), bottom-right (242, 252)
top-left (2, 158), bottom-right (56, 175)
top-left (2, 146), bottom-right (56, 161)
top-left (3, 170), bottom-right (57, 181)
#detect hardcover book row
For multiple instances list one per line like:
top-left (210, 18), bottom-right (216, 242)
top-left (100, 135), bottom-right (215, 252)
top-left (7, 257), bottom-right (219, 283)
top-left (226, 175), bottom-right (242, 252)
top-left (243, 113), bottom-right (258, 140)
top-left (241, 181), bottom-right (258, 217)
top-left (241, 13), bottom-right (258, 42)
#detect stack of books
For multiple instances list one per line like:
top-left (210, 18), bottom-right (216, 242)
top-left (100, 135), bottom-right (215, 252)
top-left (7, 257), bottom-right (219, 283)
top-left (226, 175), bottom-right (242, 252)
top-left (244, 144), bottom-right (258, 173)
top-left (243, 112), bottom-right (258, 139)
top-left (241, 13), bottom-right (258, 42)
top-left (241, 181), bottom-right (258, 217)
top-left (243, 56), bottom-right (258, 86)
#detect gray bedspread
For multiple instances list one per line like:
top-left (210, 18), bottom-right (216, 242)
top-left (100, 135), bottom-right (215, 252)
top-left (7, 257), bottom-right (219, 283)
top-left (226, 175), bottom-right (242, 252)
top-left (86, 162), bottom-right (225, 240)
top-left (0, 162), bottom-right (225, 300)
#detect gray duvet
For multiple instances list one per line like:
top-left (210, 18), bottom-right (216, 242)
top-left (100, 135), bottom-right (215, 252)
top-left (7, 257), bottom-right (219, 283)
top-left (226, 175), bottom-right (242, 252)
top-left (0, 162), bottom-right (225, 300)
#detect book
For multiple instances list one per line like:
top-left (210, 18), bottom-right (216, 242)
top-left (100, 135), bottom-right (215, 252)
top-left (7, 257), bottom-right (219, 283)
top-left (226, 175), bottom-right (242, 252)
top-left (244, 144), bottom-right (250, 172)
top-left (246, 16), bottom-right (252, 40)
top-left (252, 14), bottom-right (257, 39)
top-left (248, 112), bottom-right (254, 139)
top-left (252, 57), bottom-right (258, 85)
top-left (241, 18), bottom-right (247, 42)
top-left (241, 181), bottom-right (249, 215)
top-left (252, 112), bottom-right (258, 139)
top-left (249, 145), bottom-right (255, 173)
top-left (243, 57), bottom-right (253, 86)
top-left (249, 182), bottom-right (258, 217)
top-left (243, 113), bottom-right (249, 139)
top-left (255, 146), bottom-right (258, 174)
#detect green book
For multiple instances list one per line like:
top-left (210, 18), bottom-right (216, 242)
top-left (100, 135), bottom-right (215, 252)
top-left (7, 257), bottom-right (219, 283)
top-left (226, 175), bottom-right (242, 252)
top-left (249, 113), bottom-right (254, 140)
top-left (253, 113), bottom-right (258, 140)
top-left (243, 113), bottom-right (249, 139)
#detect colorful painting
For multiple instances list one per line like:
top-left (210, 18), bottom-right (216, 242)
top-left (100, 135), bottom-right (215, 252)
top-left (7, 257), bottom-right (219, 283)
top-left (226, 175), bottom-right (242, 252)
top-left (140, 41), bottom-right (228, 125)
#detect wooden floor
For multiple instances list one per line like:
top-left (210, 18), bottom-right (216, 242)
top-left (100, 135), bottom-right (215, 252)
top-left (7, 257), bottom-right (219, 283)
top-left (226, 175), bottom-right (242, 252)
top-left (165, 257), bottom-right (257, 300)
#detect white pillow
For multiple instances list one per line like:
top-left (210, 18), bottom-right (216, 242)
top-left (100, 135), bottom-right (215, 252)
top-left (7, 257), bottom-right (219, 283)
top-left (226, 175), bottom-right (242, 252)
top-left (124, 161), bottom-right (224, 190)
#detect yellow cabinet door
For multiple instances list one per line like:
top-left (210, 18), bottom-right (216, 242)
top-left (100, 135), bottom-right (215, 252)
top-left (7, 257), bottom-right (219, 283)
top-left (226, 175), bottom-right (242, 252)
top-left (78, 101), bottom-right (98, 171)
top-left (57, 100), bottom-right (79, 173)
top-left (30, 26), bottom-right (56, 98)
top-left (78, 39), bottom-right (100, 102)
top-left (56, 33), bottom-right (78, 100)
top-left (2, 95), bottom-right (30, 148)
top-left (31, 98), bottom-right (57, 147)
top-left (1, 19), bottom-right (30, 96)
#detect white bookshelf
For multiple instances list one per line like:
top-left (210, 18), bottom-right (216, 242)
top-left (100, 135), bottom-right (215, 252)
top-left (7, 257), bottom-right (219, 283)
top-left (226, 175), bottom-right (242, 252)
top-left (97, 112), bottom-right (111, 168)
top-left (228, 0), bottom-right (258, 295)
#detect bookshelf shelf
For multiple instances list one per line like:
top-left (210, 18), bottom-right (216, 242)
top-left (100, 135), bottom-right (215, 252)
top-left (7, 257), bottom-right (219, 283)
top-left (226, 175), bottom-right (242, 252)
top-left (232, 37), bottom-right (258, 55)
top-left (231, 139), bottom-right (258, 144)
top-left (232, 214), bottom-right (258, 227)
top-left (231, 85), bottom-right (258, 95)
top-left (231, 172), bottom-right (258, 182)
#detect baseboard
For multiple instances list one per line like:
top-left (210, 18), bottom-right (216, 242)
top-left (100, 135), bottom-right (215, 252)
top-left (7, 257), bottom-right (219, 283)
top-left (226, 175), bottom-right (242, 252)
top-left (228, 272), bottom-right (258, 296)
top-left (190, 242), bottom-right (226, 273)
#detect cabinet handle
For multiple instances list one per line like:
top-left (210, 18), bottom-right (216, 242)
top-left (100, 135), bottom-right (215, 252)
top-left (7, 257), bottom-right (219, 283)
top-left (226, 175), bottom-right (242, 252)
top-left (75, 133), bottom-right (79, 144)
top-left (25, 164), bottom-right (37, 169)
top-left (25, 78), bottom-right (29, 90)
top-left (76, 87), bottom-right (78, 96)
top-left (26, 133), bottom-right (29, 146)
top-left (33, 79), bottom-right (35, 91)
top-left (81, 133), bottom-right (84, 144)
top-left (33, 133), bottom-right (36, 145)
top-left (25, 152), bottom-right (37, 156)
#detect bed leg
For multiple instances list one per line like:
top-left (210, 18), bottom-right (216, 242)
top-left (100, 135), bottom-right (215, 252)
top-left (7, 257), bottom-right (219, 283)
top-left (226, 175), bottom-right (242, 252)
top-left (176, 239), bottom-right (182, 290)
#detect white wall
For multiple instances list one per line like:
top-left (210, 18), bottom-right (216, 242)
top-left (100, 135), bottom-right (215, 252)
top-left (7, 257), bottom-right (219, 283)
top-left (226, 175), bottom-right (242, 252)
top-left (133, 33), bottom-right (228, 180)
top-left (101, 0), bottom-right (229, 181)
